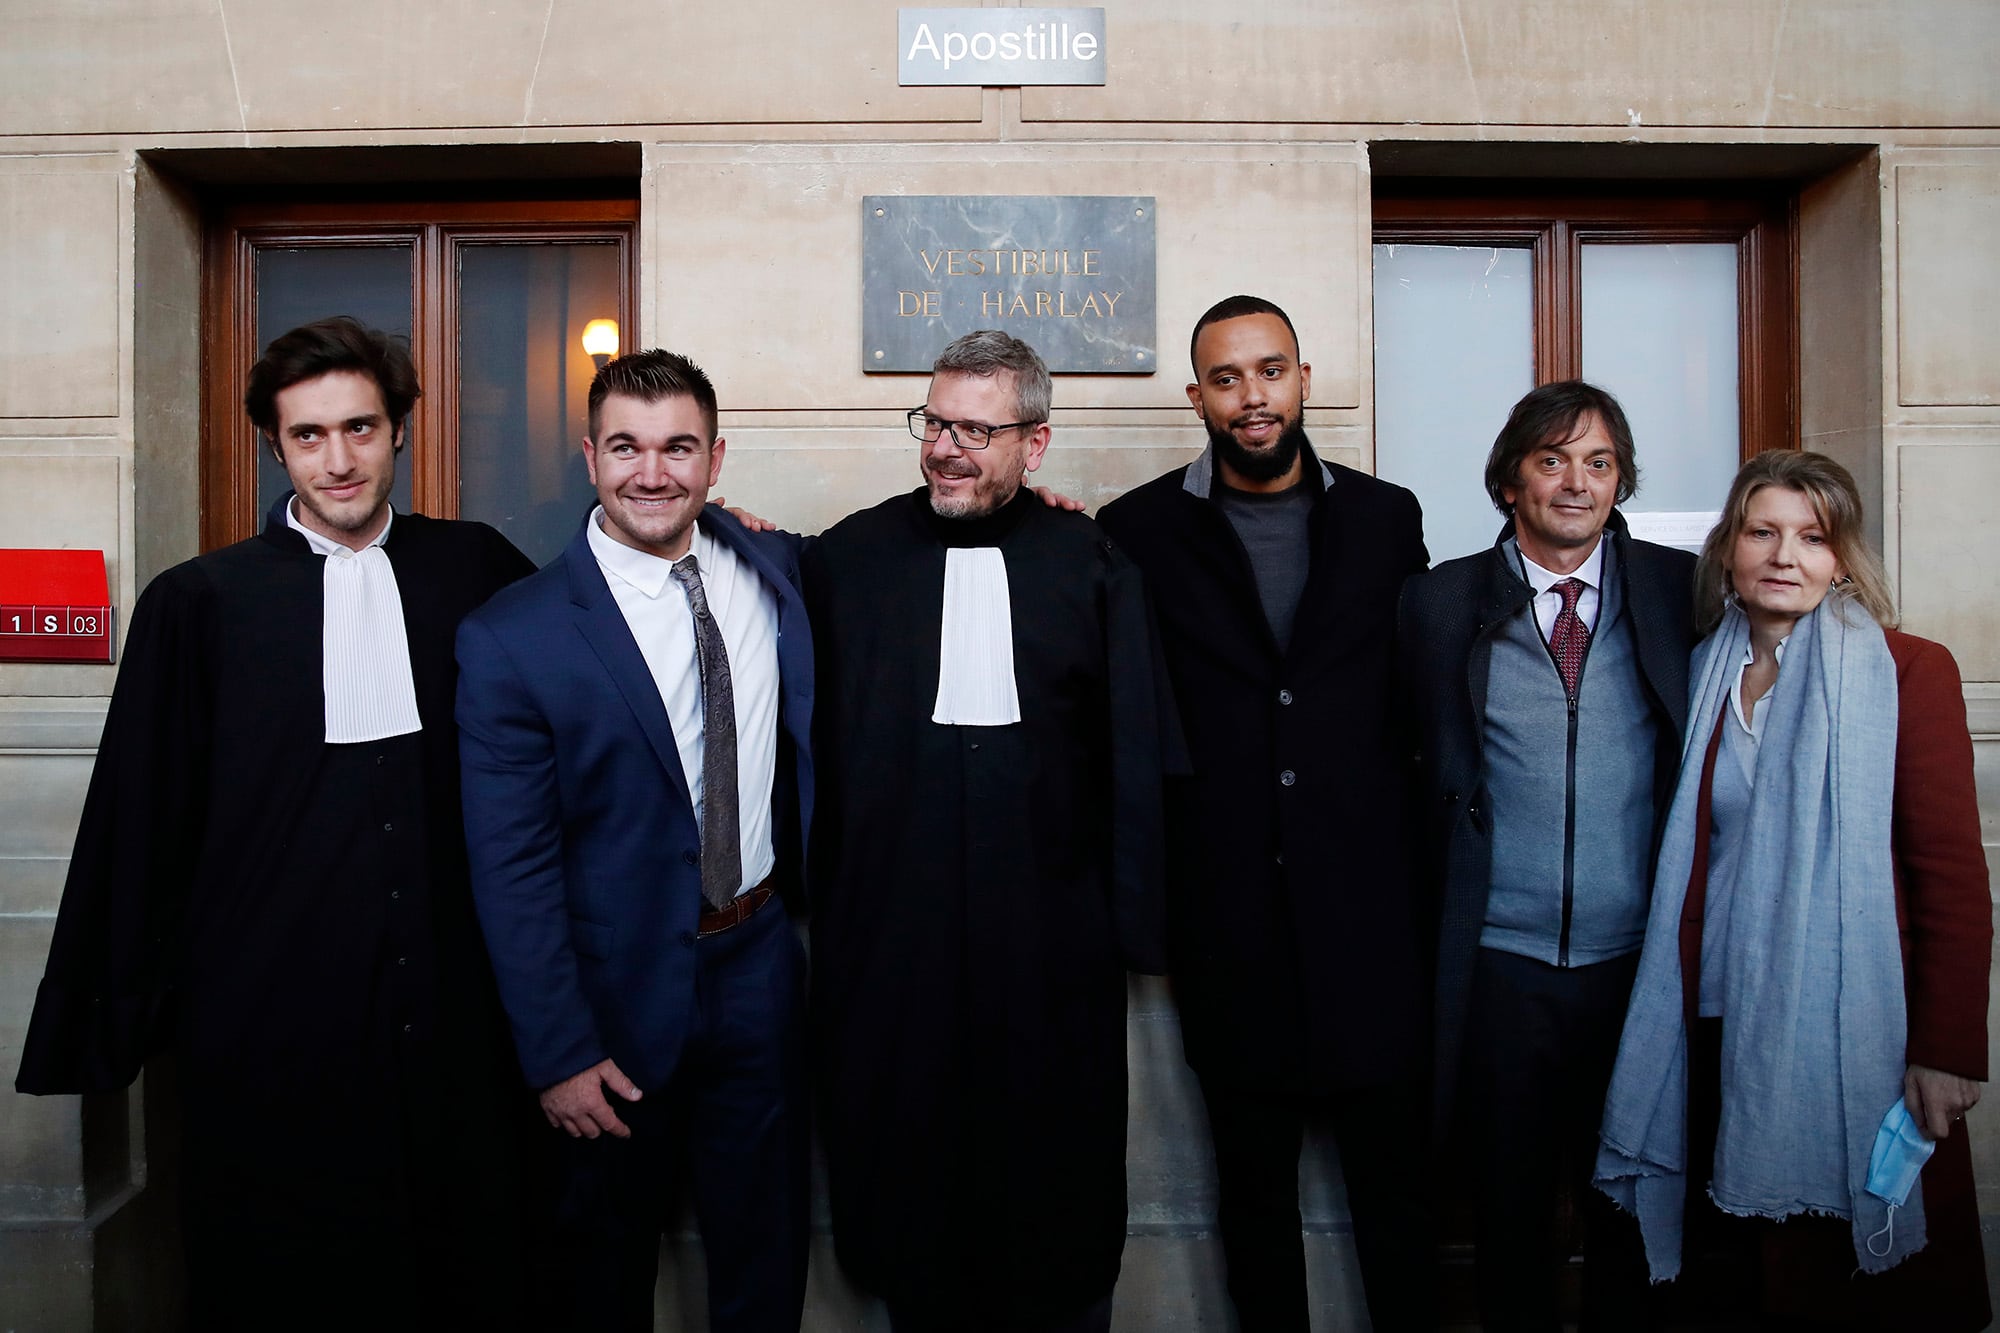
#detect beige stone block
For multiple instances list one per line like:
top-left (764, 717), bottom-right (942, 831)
top-left (1458, 1), bottom-right (1784, 128)
top-left (1895, 163), bottom-right (2000, 407)
top-left (1029, 0), bottom-right (1997, 130)
top-left (1799, 154), bottom-right (1883, 543)
top-left (0, 172), bottom-right (121, 419)
top-left (0, 918), bottom-right (85, 1220)
top-left (529, 0), bottom-right (980, 126)
top-left (1022, 0), bottom-right (1478, 124)
top-left (647, 144), bottom-right (1366, 418)
top-left (1769, 0), bottom-right (2000, 129)
top-left (0, 754), bottom-right (92, 863)
top-left (0, 454), bottom-right (125, 585)
top-left (1125, 974), bottom-right (1217, 1228)
top-left (0, 0), bottom-right (240, 136)
top-left (0, 1221), bottom-right (93, 1330)
top-left (1897, 442), bottom-right (2000, 680)
top-left (1973, 736), bottom-right (1997, 886)
top-left (132, 162), bottom-right (204, 591)
top-left (0, 860), bottom-right (66, 920)
top-left (713, 432), bottom-right (915, 537)
top-left (222, 0), bottom-right (551, 131)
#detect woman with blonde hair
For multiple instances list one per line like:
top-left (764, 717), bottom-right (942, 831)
top-left (1595, 449), bottom-right (1991, 1327)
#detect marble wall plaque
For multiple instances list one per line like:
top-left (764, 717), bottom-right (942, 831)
top-left (862, 194), bottom-right (1156, 374)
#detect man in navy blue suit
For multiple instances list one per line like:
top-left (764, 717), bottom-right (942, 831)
top-left (455, 350), bottom-right (815, 1332)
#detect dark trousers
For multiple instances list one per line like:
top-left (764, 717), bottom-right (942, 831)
top-left (888, 1291), bottom-right (1114, 1333)
top-left (541, 903), bottom-right (810, 1333)
top-left (1198, 1073), bottom-right (1438, 1332)
top-left (1459, 945), bottom-right (1655, 1333)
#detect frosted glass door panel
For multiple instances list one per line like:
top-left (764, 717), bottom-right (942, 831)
top-left (1581, 243), bottom-right (1739, 531)
top-left (1373, 243), bottom-right (1534, 562)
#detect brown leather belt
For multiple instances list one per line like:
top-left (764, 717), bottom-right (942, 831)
top-left (696, 879), bottom-right (775, 937)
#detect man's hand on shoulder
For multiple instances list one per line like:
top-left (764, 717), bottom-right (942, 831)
top-left (712, 496), bottom-right (779, 533)
top-left (1031, 485), bottom-right (1086, 512)
top-left (539, 1057), bottom-right (643, 1139)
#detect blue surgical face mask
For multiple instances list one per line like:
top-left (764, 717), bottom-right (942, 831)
top-left (1867, 1099), bottom-right (1935, 1205)
top-left (1864, 1099), bottom-right (1936, 1257)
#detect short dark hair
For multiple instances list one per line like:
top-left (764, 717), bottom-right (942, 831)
top-left (1483, 380), bottom-right (1641, 514)
top-left (245, 317), bottom-right (420, 458)
top-left (932, 330), bottom-right (1051, 423)
top-left (1189, 295), bottom-right (1300, 375)
top-left (587, 349), bottom-right (719, 442)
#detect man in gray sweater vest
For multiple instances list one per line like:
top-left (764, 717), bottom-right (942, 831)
top-left (1399, 382), bottom-right (1697, 1330)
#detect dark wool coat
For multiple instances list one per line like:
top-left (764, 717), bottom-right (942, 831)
top-left (1396, 513), bottom-right (1697, 1135)
top-left (1097, 444), bottom-right (1432, 1094)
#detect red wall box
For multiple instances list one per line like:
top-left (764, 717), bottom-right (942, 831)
top-left (0, 550), bottom-right (114, 664)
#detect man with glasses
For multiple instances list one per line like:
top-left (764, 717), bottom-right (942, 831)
top-left (803, 330), bottom-right (1175, 1332)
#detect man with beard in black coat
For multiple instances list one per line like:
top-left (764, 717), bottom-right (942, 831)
top-left (1097, 295), bottom-right (1435, 1330)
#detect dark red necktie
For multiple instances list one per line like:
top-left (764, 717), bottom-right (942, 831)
top-left (1549, 577), bottom-right (1590, 699)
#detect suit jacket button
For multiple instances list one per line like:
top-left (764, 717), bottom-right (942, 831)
top-left (680, 931), bottom-right (697, 947)
top-left (1279, 769), bottom-right (1296, 787)
top-left (683, 849), bottom-right (699, 866)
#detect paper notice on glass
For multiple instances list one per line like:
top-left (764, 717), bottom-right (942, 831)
top-left (1622, 510), bottom-right (1720, 553)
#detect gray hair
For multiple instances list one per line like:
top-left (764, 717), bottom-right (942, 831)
top-left (931, 330), bottom-right (1051, 423)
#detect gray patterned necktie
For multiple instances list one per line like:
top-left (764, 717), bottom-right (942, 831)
top-left (670, 554), bottom-right (742, 910)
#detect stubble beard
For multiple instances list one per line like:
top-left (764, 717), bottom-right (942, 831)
top-left (296, 472), bottom-right (393, 538)
top-left (925, 461), bottom-right (1023, 521)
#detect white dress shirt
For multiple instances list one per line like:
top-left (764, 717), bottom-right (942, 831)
top-left (587, 508), bottom-right (779, 897)
top-left (1724, 634), bottom-right (1789, 782)
top-left (1517, 537), bottom-right (1606, 646)
top-left (287, 500), bottom-right (423, 743)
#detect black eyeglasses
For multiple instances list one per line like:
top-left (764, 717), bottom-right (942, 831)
top-left (906, 407), bottom-right (1040, 451)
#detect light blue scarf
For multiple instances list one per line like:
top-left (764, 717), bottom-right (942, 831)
top-left (1594, 596), bottom-right (1915, 1278)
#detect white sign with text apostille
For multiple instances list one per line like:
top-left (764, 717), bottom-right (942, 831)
top-left (898, 8), bottom-right (1105, 86)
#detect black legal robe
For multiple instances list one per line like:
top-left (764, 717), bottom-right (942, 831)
top-left (802, 489), bottom-right (1172, 1323)
top-left (16, 506), bottom-right (535, 1329)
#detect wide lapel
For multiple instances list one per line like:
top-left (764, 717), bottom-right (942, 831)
top-left (257, 497), bottom-right (334, 754)
top-left (1174, 486), bottom-right (1279, 663)
top-left (562, 521), bottom-right (695, 811)
top-left (1467, 530), bottom-right (1534, 727)
top-left (1290, 460), bottom-right (1364, 667)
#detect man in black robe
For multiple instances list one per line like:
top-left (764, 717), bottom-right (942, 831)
top-left (804, 330), bottom-right (1173, 1332)
top-left (16, 318), bottom-right (537, 1330)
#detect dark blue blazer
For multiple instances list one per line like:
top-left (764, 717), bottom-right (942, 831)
top-left (455, 507), bottom-right (814, 1091)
